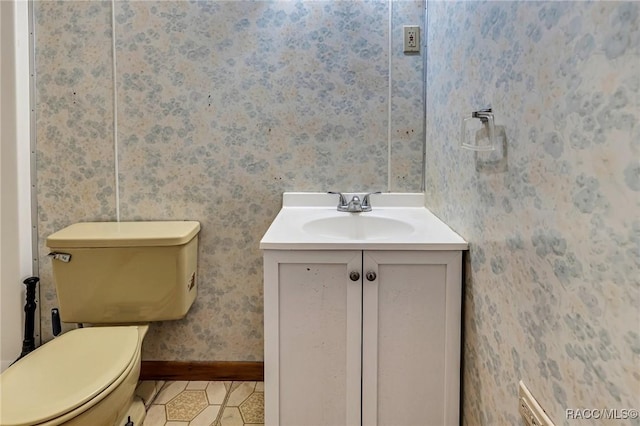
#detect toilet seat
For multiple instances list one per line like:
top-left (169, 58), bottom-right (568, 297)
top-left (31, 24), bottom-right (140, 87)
top-left (0, 326), bottom-right (141, 426)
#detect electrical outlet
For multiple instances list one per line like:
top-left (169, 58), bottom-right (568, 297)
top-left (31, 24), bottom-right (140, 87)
top-left (518, 381), bottom-right (555, 426)
top-left (403, 25), bottom-right (420, 53)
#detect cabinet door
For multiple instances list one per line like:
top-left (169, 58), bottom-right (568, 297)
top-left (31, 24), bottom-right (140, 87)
top-left (362, 251), bottom-right (462, 426)
top-left (264, 250), bottom-right (363, 426)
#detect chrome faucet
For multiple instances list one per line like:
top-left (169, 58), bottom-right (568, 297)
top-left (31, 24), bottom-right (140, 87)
top-left (361, 191), bottom-right (381, 211)
top-left (329, 191), bottom-right (381, 213)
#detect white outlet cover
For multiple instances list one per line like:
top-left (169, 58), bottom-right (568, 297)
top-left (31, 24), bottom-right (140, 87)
top-left (403, 25), bottom-right (420, 53)
top-left (518, 381), bottom-right (555, 426)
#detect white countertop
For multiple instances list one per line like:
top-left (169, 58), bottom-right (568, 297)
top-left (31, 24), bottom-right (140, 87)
top-left (260, 193), bottom-right (468, 250)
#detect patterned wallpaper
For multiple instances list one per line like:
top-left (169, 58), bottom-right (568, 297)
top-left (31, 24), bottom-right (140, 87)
top-left (34, 1), bottom-right (424, 360)
top-left (425, 1), bottom-right (639, 425)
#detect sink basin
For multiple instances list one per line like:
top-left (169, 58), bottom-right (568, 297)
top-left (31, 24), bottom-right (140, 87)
top-left (260, 192), bottom-right (469, 250)
top-left (302, 215), bottom-right (415, 240)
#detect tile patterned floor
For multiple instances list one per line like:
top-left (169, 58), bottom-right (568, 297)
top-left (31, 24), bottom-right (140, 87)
top-left (138, 381), bottom-right (264, 426)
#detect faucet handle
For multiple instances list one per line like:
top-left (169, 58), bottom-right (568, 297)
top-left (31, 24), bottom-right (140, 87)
top-left (361, 191), bottom-right (382, 208)
top-left (328, 191), bottom-right (347, 207)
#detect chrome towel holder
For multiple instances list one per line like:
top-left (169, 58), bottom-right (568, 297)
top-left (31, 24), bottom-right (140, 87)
top-left (460, 108), bottom-right (496, 151)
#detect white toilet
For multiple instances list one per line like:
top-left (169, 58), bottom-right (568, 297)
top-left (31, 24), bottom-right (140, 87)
top-left (0, 221), bottom-right (201, 426)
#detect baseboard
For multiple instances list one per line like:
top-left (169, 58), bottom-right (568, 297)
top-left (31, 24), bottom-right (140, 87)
top-left (140, 360), bottom-right (264, 381)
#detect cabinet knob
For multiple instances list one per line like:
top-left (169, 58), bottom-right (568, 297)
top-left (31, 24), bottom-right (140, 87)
top-left (366, 271), bottom-right (377, 281)
top-left (349, 271), bottom-right (360, 281)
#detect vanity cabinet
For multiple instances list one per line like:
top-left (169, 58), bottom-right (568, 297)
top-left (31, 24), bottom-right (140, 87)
top-left (263, 249), bottom-right (462, 426)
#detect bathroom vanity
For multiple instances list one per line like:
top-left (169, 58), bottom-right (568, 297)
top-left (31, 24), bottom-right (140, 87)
top-left (260, 193), bottom-right (468, 426)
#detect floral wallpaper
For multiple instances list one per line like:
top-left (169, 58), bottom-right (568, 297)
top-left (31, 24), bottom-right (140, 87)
top-left (425, 1), bottom-right (639, 425)
top-left (34, 1), bottom-right (424, 361)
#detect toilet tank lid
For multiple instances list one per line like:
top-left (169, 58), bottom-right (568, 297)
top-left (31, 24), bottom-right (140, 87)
top-left (46, 221), bottom-right (201, 248)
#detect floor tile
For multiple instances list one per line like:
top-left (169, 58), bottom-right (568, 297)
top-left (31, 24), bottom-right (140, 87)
top-left (143, 381), bottom-right (264, 426)
top-left (154, 381), bottom-right (188, 404)
top-left (190, 405), bottom-right (222, 426)
top-left (220, 407), bottom-right (245, 426)
top-left (186, 381), bottom-right (209, 390)
top-left (143, 404), bottom-right (166, 426)
top-left (165, 390), bottom-right (208, 421)
top-left (206, 381), bottom-right (228, 405)
top-left (239, 392), bottom-right (264, 424)
top-left (226, 382), bottom-right (256, 406)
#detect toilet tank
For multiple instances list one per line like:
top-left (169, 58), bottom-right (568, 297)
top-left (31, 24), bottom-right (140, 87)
top-left (46, 221), bottom-right (200, 324)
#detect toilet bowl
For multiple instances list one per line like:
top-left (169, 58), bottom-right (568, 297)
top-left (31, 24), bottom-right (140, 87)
top-left (0, 325), bottom-right (148, 426)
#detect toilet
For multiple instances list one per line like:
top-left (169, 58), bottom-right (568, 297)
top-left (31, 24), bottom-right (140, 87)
top-left (0, 221), bottom-right (201, 426)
